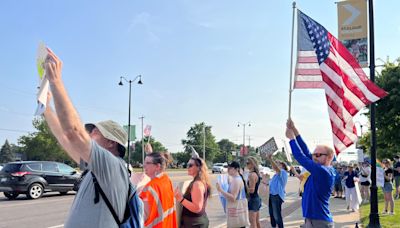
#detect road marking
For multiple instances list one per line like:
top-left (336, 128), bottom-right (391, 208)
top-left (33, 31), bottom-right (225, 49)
top-left (0, 197), bottom-right (72, 208)
top-left (47, 225), bottom-right (64, 228)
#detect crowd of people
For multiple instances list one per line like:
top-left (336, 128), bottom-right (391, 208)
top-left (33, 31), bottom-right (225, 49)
top-left (41, 49), bottom-right (399, 227)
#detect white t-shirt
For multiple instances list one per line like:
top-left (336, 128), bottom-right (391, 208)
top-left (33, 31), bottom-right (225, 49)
top-left (359, 166), bottom-right (371, 183)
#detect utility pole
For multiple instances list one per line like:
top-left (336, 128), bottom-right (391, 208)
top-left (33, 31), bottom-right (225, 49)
top-left (139, 116), bottom-right (145, 170)
top-left (237, 122), bottom-right (251, 157)
top-left (203, 124), bottom-right (206, 161)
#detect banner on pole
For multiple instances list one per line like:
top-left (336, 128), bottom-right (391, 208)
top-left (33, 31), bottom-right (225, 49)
top-left (123, 125), bottom-right (136, 140)
top-left (337, 0), bottom-right (368, 67)
top-left (258, 137), bottom-right (278, 157)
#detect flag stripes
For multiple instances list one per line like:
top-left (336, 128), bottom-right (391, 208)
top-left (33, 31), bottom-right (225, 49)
top-left (294, 10), bottom-right (387, 154)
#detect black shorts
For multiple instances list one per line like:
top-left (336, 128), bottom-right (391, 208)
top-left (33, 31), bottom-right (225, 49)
top-left (361, 181), bottom-right (370, 186)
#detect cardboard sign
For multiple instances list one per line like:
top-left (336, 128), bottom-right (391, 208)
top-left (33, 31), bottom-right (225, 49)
top-left (259, 137), bottom-right (278, 157)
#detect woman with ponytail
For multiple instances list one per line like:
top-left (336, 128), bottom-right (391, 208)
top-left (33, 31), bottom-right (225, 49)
top-left (246, 157), bottom-right (262, 228)
top-left (216, 161), bottom-right (249, 228)
top-left (174, 155), bottom-right (211, 227)
top-left (140, 152), bottom-right (177, 227)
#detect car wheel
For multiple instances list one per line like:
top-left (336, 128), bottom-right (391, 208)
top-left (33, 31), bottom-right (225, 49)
top-left (27, 183), bottom-right (44, 199)
top-left (212, 170), bottom-right (215, 174)
top-left (59, 191), bottom-right (68, 195)
top-left (4, 192), bottom-right (19, 200)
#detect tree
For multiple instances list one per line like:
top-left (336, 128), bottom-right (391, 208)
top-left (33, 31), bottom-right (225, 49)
top-left (215, 139), bottom-right (236, 163)
top-left (359, 60), bottom-right (400, 159)
top-left (18, 118), bottom-right (74, 165)
top-left (181, 122), bottom-right (219, 165)
top-left (0, 140), bottom-right (14, 163)
top-left (171, 151), bottom-right (191, 168)
top-left (130, 136), bottom-right (168, 165)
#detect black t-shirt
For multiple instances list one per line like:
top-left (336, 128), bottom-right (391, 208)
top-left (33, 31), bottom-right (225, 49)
top-left (394, 162), bottom-right (400, 177)
top-left (385, 168), bottom-right (393, 182)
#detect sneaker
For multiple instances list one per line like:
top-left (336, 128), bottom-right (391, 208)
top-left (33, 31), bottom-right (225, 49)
top-left (382, 211), bottom-right (388, 215)
top-left (390, 212), bottom-right (395, 215)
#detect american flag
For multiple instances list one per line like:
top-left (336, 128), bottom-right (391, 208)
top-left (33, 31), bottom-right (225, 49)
top-left (143, 125), bottom-right (152, 137)
top-left (294, 10), bottom-right (387, 154)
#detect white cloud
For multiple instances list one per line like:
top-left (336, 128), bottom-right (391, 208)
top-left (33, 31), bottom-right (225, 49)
top-left (128, 12), bottom-right (161, 43)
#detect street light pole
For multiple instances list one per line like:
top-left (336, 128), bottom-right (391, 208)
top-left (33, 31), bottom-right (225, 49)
top-left (237, 121), bottom-right (251, 157)
top-left (118, 75), bottom-right (143, 174)
top-left (139, 116), bottom-right (145, 170)
top-left (203, 124), bottom-right (206, 161)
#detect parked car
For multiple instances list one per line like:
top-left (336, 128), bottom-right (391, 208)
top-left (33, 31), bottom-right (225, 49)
top-left (0, 161), bottom-right (80, 200)
top-left (259, 165), bottom-right (275, 178)
top-left (289, 165), bottom-right (302, 176)
top-left (212, 163), bottom-right (228, 174)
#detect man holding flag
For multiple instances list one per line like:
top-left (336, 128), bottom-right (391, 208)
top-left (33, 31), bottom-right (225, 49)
top-left (286, 119), bottom-right (335, 228)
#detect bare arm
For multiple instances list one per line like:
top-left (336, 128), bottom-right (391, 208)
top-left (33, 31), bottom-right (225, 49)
top-left (248, 173), bottom-right (258, 194)
top-left (267, 154), bottom-right (281, 174)
top-left (44, 48), bottom-right (91, 163)
top-left (217, 178), bottom-right (241, 202)
top-left (181, 181), bottom-right (205, 213)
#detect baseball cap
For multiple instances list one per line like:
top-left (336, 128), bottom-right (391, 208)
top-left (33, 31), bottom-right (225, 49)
top-left (228, 161), bottom-right (241, 169)
top-left (85, 120), bottom-right (128, 152)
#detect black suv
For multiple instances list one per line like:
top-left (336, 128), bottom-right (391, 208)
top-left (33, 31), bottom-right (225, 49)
top-left (0, 161), bottom-right (80, 200)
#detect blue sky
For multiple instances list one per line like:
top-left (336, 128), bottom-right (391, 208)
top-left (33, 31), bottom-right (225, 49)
top-left (1, 0), bottom-right (399, 153)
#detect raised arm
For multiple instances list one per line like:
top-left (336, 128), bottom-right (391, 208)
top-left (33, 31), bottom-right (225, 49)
top-left (287, 119), bottom-right (312, 159)
top-left (267, 154), bottom-right (281, 174)
top-left (216, 178), bottom-right (241, 202)
top-left (44, 48), bottom-right (91, 163)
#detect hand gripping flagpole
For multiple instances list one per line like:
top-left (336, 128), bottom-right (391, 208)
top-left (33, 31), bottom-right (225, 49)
top-left (288, 1), bottom-right (297, 119)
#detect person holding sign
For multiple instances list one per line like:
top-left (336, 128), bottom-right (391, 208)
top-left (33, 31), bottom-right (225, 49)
top-left (266, 154), bottom-right (288, 228)
top-left (286, 119), bottom-right (335, 228)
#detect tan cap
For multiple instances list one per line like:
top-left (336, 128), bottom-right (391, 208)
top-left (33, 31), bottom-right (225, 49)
top-left (85, 120), bottom-right (128, 148)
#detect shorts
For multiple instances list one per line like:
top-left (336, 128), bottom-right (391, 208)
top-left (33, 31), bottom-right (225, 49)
top-left (395, 176), bottom-right (400, 188)
top-left (361, 181), bottom-right (371, 186)
top-left (248, 196), bottom-right (262, 212)
top-left (334, 183), bottom-right (342, 192)
top-left (305, 218), bottom-right (334, 228)
top-left (382, 182), bottom-right (394, 193)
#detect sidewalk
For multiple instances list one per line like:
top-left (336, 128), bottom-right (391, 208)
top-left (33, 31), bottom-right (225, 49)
top-left (261, 196), bottom-right (360, 228)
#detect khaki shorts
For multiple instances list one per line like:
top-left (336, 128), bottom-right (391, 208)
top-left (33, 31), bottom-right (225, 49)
top-left (305, 219), bottom-right (334, 228)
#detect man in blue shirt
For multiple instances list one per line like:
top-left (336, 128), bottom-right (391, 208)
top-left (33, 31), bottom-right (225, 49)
top-left (286, 119), bottom-right (335, 228)
top-left (266, 153), bottom-right (288, 228)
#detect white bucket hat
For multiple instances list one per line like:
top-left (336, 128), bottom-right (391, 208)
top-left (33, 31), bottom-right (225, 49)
top-left (85, 120), bottom-right (128, 149)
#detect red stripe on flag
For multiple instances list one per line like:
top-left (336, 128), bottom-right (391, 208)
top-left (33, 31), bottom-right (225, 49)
top-left (328, 34), bottom-right (388, 99)
top-left (294, 81), bottom-right (324, 89)
top-left (295, 69), bottom-right (322, 75)
top-left (330, 121), bottom-right (354, 147)
top-left (321, 71), bottom-right (359, 115)
top-left (297, 56), bottom-right (319, 63)
top-left (324, 57), bottom-right (371, 105)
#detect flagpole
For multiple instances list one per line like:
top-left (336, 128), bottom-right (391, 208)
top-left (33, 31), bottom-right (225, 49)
top-left (367, 0), bottom-right (381, 227)
top-left (288, 1), bottom-right (296, 118)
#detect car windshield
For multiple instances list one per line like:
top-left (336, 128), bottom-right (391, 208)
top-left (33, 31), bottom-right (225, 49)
top-left (1, 164), bottom-right (22, 173)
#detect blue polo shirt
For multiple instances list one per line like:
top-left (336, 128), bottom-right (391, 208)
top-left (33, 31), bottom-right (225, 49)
top-left (269, 168), bottom-right (288, 201)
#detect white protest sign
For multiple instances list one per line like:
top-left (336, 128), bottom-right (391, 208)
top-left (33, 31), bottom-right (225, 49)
top-left (259, 137), bottom-right (278, 157)
top-left (35, 42), bottom-right (49, 116)
top-left (357, 149), bottom-right (364, 163)
top-left (283, 140), bottom-right (293, 163)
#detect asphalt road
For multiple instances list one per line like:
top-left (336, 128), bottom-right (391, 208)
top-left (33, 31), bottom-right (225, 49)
top-left (0, 172), bottom-right (300, 228)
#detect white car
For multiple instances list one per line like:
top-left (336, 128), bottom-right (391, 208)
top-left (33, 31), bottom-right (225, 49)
top-left (212, 163), bottom-right (228, 174)
top-left (259, 165), bottom-right (275, 178)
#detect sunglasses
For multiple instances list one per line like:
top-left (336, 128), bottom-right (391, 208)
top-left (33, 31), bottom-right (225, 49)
top-left (187, 163), bottom-right (196, 168)
top-left (312, 153), bottom-right (328, 158)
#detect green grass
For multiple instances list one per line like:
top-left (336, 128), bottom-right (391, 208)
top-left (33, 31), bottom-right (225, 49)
top-left (360, 189), bottom-right (400, 227)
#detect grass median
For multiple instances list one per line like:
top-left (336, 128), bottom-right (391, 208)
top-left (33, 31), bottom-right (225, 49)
top-left (360, 188), bottom-right (400, 227)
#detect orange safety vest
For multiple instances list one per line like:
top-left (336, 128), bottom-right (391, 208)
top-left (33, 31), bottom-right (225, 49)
top-left (140, 173), bottom-right (177, 228)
